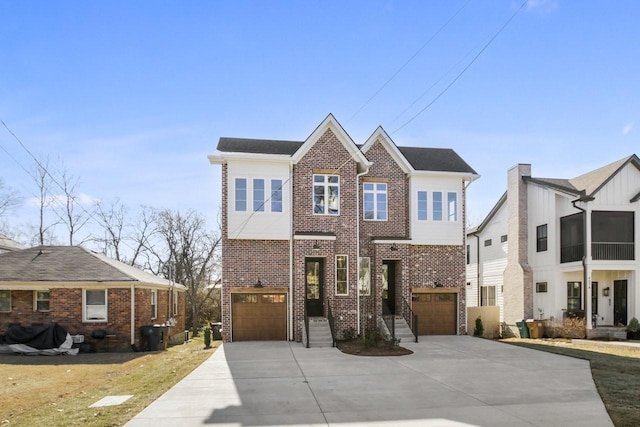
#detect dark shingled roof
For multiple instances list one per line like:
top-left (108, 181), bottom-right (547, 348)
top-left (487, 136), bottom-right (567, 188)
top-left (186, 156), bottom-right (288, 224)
top-left (217, 137), bottom-right (477, 174)
top-left (397, 146), bottom-right (477, 174)
top-left (217, 137), bottom-right (303, 155)
top-left (0, 246), bottom-right (181, 287)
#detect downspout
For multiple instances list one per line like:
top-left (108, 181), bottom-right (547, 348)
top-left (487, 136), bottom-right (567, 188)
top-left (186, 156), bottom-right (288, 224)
top-left (289, 162), bottom-right (294, 341)
top-left (130, 284), bottom-right (135, 346)
top-left (572, 195), bottom-right (594, 330)
top-left (476, 235), bottom-right (481, 305)
top-left (356, 169), bottom-right (368, 335)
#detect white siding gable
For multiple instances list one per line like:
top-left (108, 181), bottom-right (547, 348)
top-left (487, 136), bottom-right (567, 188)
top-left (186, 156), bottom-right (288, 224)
top-left (410, 174), bottom-right (463, 245)
top-left (227, 159), bottom-right (291, 240)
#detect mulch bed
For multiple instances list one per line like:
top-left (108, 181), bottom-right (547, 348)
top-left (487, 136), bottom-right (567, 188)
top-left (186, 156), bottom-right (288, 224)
top-left (336, 340), bottom-right (413, 356)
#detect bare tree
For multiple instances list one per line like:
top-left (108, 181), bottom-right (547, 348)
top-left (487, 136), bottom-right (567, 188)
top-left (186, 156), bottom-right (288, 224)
top-left (0, 178), bottom-right (21, 220)
top-left (94, 198), bottom-right (128, 260)
top-left (31, 157), bottom-right (59, 246)
top-left (52, 164), bottom-right (93, 245)
top-left (153, 209), bottom-right (221, 335)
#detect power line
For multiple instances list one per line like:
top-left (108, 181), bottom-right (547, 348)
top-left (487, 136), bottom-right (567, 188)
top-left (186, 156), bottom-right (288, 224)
top-left (347, 0), bottom-right (473, 123)
top-left (391, 0), bottom-right (528, 134)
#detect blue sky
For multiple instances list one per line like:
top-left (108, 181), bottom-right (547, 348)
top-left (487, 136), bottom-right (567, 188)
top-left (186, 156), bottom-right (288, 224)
top-left (2, 0), bottom-right (640, 243)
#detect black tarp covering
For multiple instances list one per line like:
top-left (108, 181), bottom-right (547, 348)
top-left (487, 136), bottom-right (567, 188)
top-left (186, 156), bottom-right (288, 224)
top-left (4, 323), bottom-right (68, 349)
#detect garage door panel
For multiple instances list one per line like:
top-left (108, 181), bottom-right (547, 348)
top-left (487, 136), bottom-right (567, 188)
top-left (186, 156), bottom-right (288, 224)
top-left (232, 293), bottom-right (287, 341)
top-left (412, 293), bottom-right (457, 335)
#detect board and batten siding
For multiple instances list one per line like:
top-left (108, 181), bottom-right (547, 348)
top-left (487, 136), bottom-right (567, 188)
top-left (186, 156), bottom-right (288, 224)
top-left (227, 159), bottom-right (291, 240)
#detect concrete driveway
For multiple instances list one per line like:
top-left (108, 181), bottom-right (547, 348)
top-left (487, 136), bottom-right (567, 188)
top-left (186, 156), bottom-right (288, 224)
top-left (125, 336), bottom-right (612, 426)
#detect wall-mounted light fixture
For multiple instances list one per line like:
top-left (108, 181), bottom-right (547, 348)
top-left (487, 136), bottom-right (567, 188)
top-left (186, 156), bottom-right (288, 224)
top-left (603, 287), bottom-right (610, 297)
top-left (390, 243), bottom-right (398, 251)
top-left (313, 240), bottom-right (321, 250)
top-left (255, 278), bottom-right (263, 288)
top-left (434, 282), bottom-right (443, 288)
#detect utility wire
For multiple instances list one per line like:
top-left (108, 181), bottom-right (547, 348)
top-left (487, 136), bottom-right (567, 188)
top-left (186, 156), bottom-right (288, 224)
top-left (392, 0), bottom-right (528, 135)
top-left (347, 0), bottom-right (473, 123)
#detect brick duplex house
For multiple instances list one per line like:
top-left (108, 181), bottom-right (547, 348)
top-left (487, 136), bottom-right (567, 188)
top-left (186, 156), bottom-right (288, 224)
top-left (209, 114), bottom-right (478, 343)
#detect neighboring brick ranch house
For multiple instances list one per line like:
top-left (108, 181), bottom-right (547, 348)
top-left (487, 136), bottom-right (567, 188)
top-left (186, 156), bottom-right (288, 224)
top-left (0, 246), bottom-right (186, 351)
top-left (209, 114), bottom-right (479, 344)
top-left (467, 155), bottom-right (640, 339)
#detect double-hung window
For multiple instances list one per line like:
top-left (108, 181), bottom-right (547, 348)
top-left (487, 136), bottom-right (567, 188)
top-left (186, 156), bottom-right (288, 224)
top-left (480, 286), bottom-right (496, 306)
top-left (417, 191), bottom-right (428, 220)
top-left (271, 179), bottom-right (283, 212)
top-left (173, 290), bottom-right (178, 316)
top-left (537, 224), bottom-right (548, 252)
top-left (235, 178), bottom-right (247, 211)
top-left (253, 179), bottom-right (265, 212)
top-left (336, 255), bottom-right (348, 295)
top-left (567, 282), bottom-right (581, 312)
top-left (433, 192), bottom-right (443, 221)
top-left (35, 290), bottom-right (50, 312)
top-left (0, 290), bottom-right (10, 312)
top-left (358, 257), bottom-right (371, 296)
top-left (84, 289), bottom-right (107, 322)
top-left (151, 289), bottom-right (158, 319)
top-left (314, 175), bottom-right (339, 215)
top-left (363, 183), bottom-right (387, 220)
top-left (447, 192), bottom-right (457, 221)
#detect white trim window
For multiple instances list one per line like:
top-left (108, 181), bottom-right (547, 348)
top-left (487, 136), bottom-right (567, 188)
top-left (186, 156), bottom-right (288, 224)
top-left (447, 192), bottom-right (457, 221)
top-left (151, 289), bottom-right (158, 319)
top-left (235, 178), bottom-right (247, 211)
top-left (0, 290), bottom-right (10, 312)
top-left (433, 192), bottom-right (443, 221)
top-left (417, 191), bottom-right (428, 220)
top-left (363, 183), bottom-right (387, 220)
top-left (480, 286), bottom-right (496, 306)
top-left (34, 290), bottom-right (50, 312)
top-left (313, 174), bottom-right (340, 215)
top-left (173, 290), bottom-right (179, 316)
top-left (358, 257), bottom-right (371, 296)
top-left (253, 178), bottom-right (265, 212)
top-left (336, 255), bottom-right (348, 295)
top-left (84, 289), bottom-right (107, 322)
top-left (271, 179), bottom-right (283, 212)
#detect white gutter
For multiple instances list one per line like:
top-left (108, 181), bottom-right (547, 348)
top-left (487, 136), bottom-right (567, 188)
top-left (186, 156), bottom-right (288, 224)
top-left (130, 284), bottom-right (135, 346)
top-left (289, 162), bottom-right (294, 341)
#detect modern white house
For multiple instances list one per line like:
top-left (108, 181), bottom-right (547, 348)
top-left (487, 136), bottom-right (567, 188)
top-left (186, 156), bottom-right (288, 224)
top-left (467, 155), bottom-right (640, 337)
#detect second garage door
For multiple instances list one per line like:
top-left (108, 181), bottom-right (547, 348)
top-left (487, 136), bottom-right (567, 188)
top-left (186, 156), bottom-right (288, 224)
top-left (232, 293), bottom-right (287, 341)
top-left (412, 292), bottom-right (457, 335)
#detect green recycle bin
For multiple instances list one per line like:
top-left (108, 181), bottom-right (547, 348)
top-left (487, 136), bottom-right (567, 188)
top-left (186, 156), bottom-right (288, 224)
top-left (516, 320), bottom-right (530, 338)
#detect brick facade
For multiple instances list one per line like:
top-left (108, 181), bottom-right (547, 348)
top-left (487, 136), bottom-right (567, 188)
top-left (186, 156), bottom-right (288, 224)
top-left (0, 287), bottom-right (186, 351)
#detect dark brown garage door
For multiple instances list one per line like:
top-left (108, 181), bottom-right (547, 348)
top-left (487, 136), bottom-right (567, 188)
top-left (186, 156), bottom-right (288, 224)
top-left (232, 293), bottom-right (287, 341)
top-left (412, 293), bottom-right (457, 335)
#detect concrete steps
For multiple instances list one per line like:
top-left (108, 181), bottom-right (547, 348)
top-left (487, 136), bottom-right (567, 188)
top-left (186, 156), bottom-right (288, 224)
top-left (380, 315), bottom-right (416, 344)
top-left (304, 317), bottom-right (334, 348)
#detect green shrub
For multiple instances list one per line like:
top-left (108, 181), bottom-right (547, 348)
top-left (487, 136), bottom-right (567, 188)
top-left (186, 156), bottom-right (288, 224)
top-left (203, 325), bottom-right (212, 348)
top-left (627, 317), bottom-right (640, 333)
top-left (474, 316), bottom-right (484, 337)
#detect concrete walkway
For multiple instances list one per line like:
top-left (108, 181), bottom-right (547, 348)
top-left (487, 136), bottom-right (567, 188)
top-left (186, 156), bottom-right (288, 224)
top-left (125, 336), bottom-right (613, 427)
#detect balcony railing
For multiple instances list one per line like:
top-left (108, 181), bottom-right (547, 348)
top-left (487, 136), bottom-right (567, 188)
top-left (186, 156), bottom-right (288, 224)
top-left (592, 242), bottom-right (634, 260)
top-left (561, 242), bottom-right (634, 263)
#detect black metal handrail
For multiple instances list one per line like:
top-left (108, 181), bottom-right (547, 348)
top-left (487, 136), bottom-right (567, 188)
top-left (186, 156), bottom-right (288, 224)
top-left (327, 303), bottom-right (336, 347)
top-left (381, 299), bottom-right (395, 341)
top-left (304, 299), bottom-right (310, 348)
top-left (402, 297), bottom-right (418, 342)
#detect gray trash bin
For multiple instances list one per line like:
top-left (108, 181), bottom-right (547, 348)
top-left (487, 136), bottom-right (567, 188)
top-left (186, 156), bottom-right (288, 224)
top-left (141, 325), bottom-right (158, 351)
top-left (211, 322), bottom-right (222, 340)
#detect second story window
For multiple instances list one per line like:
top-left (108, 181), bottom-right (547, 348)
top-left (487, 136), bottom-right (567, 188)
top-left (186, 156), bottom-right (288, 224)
top-left (235, 178), bottom-right (247, 211)
top-left (363, 183), bottom-right (387, 220)
top-left (253, 179), bottom-right (265, 212)
top-left (447, 192), bottom-right (457, 221)
top-left (313, 174), bottom-right (339, 215)
top-left (271, 180), bottom-right (283, 212)
top-left (537, 224), bottom-right (548, 252)
top-left (417, 191), bottom-right (428, 220)
top-left (433, 192), bottom-right (443, 221)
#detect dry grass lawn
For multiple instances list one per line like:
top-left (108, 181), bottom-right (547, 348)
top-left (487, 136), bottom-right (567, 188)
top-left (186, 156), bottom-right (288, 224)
top-left (503, 338), bottom-right (640, 427)
top-left (0, 337), bottom-right (217, 427)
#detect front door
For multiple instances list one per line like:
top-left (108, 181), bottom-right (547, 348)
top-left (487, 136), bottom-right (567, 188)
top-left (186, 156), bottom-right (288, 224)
top-left (614, 280), bottom-right (628, 326)
top-left (305, 258), bottom-right (323, 317)
top-left (382, 261), bottom-right (396, 314)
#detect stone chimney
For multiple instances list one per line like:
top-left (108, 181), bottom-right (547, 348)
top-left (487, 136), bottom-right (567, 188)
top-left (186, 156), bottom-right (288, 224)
top-left (503, 164), bottom-right (534, 334)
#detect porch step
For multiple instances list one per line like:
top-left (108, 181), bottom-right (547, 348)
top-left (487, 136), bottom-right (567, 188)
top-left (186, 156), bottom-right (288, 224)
top-left (306, 317), bottom-right (334, 348)
top-left (380, 316), bottom-right (416, 344)
top-left (587, 327), bottom-right (627, 340)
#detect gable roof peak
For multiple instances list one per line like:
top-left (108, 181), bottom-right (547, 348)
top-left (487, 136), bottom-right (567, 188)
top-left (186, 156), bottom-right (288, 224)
top-left (568, 154), bottom-right (639, 196)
